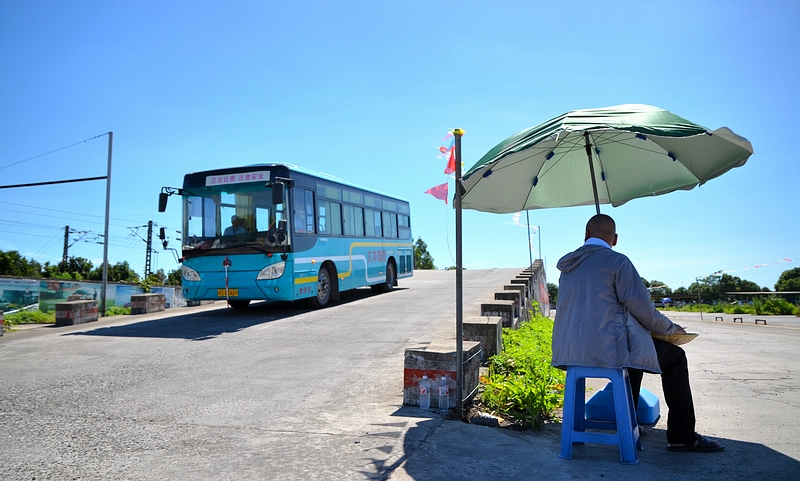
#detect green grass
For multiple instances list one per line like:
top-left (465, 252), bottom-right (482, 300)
top-left (3, 310), bottom-right (55, 329)
top-left (663, 298), bottom-right (799, 316)
top-left (479, 308), bottom-right (565, 429)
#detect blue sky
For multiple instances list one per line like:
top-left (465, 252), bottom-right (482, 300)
top-left (1, 1), bottom-right (798, 291)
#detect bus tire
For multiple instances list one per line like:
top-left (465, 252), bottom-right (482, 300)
top-left (309, 266), bottom-right (332, 309)
top-left (372, 261), bottom-right (395, 293)
top-left (229, 300), bottom-right (251, 309)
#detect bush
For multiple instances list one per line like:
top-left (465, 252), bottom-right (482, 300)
top-left (105, 306), bottom-right (131, 316)
top-left (480, 311), bottom-right (565, 429)
top-left (3, 310), bottom-right (55, 329)
top-left (760, 298), bottom-right (796, 315)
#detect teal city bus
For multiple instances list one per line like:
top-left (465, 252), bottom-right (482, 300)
top-left (158, 163), bottom-right (413, 308)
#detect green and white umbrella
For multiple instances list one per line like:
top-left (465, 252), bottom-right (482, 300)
top-left (462, 104), bottom-right (754, 214)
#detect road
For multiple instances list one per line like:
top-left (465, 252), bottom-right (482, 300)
top-left (0, 268), bottom-right (521, 481)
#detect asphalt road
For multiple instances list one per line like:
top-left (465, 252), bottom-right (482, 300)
top-left (0, 268), bottom-right (520, 481)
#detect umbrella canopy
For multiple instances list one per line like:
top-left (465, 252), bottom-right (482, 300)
top-left (462, 104), bottom-right (754, 214)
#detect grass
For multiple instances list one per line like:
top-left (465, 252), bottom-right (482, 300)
top-left (2, 306), bottom-right (132, 331)
top-left (663, 297), bottom-right (799, 316)
top-left (478, 307), bottom-right (565, 429)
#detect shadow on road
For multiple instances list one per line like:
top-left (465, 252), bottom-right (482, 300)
top-left (64, 287), bottom-right (398, 341)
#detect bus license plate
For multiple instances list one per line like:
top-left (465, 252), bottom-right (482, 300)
top-left (218, 288), bottom-right (238, 297)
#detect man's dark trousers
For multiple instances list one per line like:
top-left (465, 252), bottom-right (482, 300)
top-left (628, 338), bottom-right (696, 445)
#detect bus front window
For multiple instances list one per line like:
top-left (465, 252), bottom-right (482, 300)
top-left (183, 185), bottom-right (289, 250)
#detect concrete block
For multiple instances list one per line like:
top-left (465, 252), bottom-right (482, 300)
top-left (504, 284), bottom-right (529, 311)
top-left (481, 300), bottom-right (517, 329)
top-left (0, 311), bottom-right (4, 336)
top-left (403, 340), bottom-right (481, 409)
top-left (55, 301), bottom-right (99, 326)
top-left (463, 316), bottom-right (502, 361)
top-left (131, 294), bottom-right (166, 315)
top-left (494, 291), bottom-right (523, 321)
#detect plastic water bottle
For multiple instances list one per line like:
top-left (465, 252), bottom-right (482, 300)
top-left (438, 376), bottom-right (449, 412)
top-left (419, 375), bottom-right (430, 410)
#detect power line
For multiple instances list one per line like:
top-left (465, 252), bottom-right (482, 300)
top-left (0, 200), bottom-right (150, 225)
top-left (0, 133), bottom-right (108, 171)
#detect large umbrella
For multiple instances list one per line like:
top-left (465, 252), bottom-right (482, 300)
top-left (462, 104), bottom-right (754, 214)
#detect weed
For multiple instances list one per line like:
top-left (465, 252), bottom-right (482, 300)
top-left (480, 309), bottom-right (565, 429)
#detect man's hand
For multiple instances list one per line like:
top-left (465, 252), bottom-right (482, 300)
top-left (674, 324), bottom-right (687, 335)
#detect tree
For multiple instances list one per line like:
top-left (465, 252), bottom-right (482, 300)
top-left (414, 237), bottom-right (435, 270)
top-left (166, 268), bottom-right (182, 286)
top-left (547, 282), bottom-right (558, 304)
top-left (0, 250), bottom-right (42, 277)
top-left (775, 268), bottom-right (800, 292)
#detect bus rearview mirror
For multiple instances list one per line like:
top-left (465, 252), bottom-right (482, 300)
top-left (158, 193), bottom-right (169, 212)
top-left (272, 185), bottom-right (284, 205)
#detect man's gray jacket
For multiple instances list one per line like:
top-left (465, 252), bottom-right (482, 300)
top-left (551, 244), bottom-right (679, 373)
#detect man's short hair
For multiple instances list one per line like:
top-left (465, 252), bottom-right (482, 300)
top-left (586, 214), bottom-right (616, 240)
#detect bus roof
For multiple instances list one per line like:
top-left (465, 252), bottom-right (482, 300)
top-left (184, 163), bottom-right (409, 203)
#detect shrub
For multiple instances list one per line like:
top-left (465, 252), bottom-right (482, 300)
top-left (3, 310), bottom-right (55, 329)
top-left (480, 312), bottom-right (565, 428)
top-left (760, 298), bottom-right (796, 315)
top-left (105, 306), bottom-right (131, 316)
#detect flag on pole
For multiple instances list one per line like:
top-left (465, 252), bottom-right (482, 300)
top-left (444, 148), bottom-right (456, 174)
top-left (424, 182), bottom-right (449, 204)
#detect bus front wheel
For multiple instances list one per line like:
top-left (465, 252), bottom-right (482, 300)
top-left (372, 261), bottom-right (395, 293)
top-left (309, 266), bottom-right (332, 309)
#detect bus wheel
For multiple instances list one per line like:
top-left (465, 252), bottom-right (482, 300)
top-left (372, 261), bottom-right (395, 293)
top-left (309, 266), bottom-right (331, 308)
top-left (229, 300), bottom-right (251, 309)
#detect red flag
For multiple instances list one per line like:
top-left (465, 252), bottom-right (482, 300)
top-left (424, 182), bottom-right (449, 204)
top-left (444, 148), bottom-right (456, 174)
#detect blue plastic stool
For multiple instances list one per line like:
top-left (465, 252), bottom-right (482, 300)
top-left (559, 366), bottom-right (642, 465)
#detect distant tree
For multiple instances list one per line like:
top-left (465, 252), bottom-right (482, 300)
top-left (110, 261), bottom-right (140, 283)
top-left (644, 279), bottom-right (672, 297)
top-left (414, 237), bottom-right (435, 270)
top-left (0, 250), bottom-right (42, 277)
top-left (166, 268), bottom-right (182, 286)
top-left (718, 273), bottom-right (762, 295)
top-left (547, 282), bottom-right (558, 304)
top-left (775, 268), bottom-right (800, 292)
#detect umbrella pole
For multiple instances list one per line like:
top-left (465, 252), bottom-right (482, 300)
top-left (454, 128), bottom-right (464, 418)
top-left (583, 132), bottom-right (601, 215)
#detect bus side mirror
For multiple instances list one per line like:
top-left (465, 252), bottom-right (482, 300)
top-left (272, 184), bottom-right (284, 205)
top-left (158, 193), bottom-right (169, 212)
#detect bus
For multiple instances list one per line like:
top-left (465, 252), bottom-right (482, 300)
top-left (158, 163), bottom-right (413, 309)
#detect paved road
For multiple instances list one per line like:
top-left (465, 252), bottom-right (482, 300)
top-left (3, 272), bottom-right (800, 480)
top-left (0, 268), bottom-right (520, 480)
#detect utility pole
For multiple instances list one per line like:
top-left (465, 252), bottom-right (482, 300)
top-left (144, 220), bottom-right (153, 278)
top-left (62, 225), bottom-right (70, 264)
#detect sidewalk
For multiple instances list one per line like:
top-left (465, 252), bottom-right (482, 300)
top-left (388, 311), bottom-right (800, 480)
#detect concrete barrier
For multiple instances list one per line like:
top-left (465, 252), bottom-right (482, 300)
top-left (0, 311), bottom-right (4, 336)
top-left (481, 300), bottom-right (517, 329)
top-left (55, 300), bottom-right (99, 326)
top-left (494, 291), bottom-right (524, 321)
top-left (463, 316), bottom-right (502, 362)
top-left (504, 284), bottom-right (528, 314)
top-left (131, 293), bottom-right (166, 315)
top-left (403, 341), bottom-right (481, 409)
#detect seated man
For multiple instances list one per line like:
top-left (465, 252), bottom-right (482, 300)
top-left (552, 214), bottom-right (723, 453)
top-left (223, 215), bottom-right (246, 236)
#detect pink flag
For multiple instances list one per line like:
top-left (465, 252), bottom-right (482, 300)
top-left (444, 148), bottom-right (456, 174)
top-left (425, 182), bottom-right (449, 204)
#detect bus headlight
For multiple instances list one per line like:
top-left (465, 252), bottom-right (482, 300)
top-left (182, 266), bottom-right (201, 281)
top-left (257, 261), bottom-right (285, 280)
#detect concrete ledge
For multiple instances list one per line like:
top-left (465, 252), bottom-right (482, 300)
top-left (463, 316), bottom-right (502, 362)
top-left (403, 340), bottom-right (481, 409)
top-left (481, 300), bottom-right (517, 329)
top-left (131, 293), bottom-right (166, 315)
top-left (55, 300), bottom-right (99, 326)
top-left (494, 291), bottom-right (524, 321)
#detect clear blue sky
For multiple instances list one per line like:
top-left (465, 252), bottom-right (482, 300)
top-left (1, 1), bottom-right (798, 291)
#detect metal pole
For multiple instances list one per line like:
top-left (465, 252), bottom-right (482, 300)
top-left (525, 211), bottom-right (533, 267)
top-left (101, 132), bottom-right (113, 316)
top-left (538, 225), bottom-right (542, 262)
top-left (583, 132), bottom-right (601, 215)
top-left (454, 128), bottom-right (464, 417)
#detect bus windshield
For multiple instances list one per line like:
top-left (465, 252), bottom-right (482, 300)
top-left (182, 182), bottom-right (288, 252)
